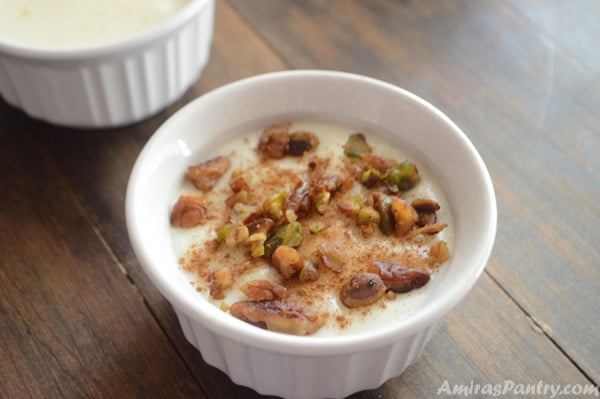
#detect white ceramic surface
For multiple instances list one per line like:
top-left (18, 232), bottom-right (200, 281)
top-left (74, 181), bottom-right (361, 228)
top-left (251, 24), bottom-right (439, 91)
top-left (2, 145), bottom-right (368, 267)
top-left (0, 0), bottom-right (214, 128)
top-left (126, 70), bottom-right (497, 399)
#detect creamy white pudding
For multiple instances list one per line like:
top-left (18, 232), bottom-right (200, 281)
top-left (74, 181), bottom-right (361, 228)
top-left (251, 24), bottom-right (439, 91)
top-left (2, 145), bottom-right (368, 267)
top-left (0, 0), bottom-right (189, 48)
top-left (170, 121), bottom-right (454, 336)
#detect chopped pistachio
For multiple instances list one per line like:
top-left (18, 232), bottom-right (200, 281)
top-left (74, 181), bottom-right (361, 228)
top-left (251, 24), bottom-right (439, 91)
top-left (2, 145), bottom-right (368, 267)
top-left (263, 222), bottom-right (304, 258)
top-left (385, 162), bottom-right (420, 191)
top-left (343, 133), bottom-right (373, 158)
top-left (263, 191), bottom-right (288, 220)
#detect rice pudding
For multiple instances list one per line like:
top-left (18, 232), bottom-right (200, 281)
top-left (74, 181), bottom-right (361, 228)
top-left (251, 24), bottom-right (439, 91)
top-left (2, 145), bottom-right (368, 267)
top-left (0, 0), bottom-right (190, 48)
top-left (170, 121), bottom-right (453, 336)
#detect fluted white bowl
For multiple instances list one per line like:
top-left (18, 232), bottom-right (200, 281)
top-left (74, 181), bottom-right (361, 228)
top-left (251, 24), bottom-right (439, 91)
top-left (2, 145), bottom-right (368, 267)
top-left (0, 0), bottom-right (214, 128)
top-left (126, 70), bottom-right (497, 398)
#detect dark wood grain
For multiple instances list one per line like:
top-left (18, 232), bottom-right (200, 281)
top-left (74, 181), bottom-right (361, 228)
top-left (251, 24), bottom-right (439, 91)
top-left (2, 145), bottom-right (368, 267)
top-left (0, 119), bottom-right (205, 398)
top-left (232, 0), bottom-right (600, 384)
top-left (1, 0), bottom-right (598, 398)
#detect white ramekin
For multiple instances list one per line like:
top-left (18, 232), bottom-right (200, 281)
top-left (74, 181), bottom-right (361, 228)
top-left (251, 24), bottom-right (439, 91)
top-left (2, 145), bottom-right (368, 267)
top-left (0, 0), bottom-right (214, 128)
top-left (126, 70), bottom-right (497, 399)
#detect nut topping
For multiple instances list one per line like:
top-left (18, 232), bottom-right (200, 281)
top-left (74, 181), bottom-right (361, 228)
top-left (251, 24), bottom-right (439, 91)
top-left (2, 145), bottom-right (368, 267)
top-left (230, 300), bottom-right (324, 335)
top-left (340, 272), bottom-right (385, 308)
top-left (186, 155), bottom-right (231, 191)
top-left (170, 195), bottom-right (206, 228)
top-left (258, 123), bottom-right (291, 159)
top-left (368, 261), bottom-right (430, 293)
top-left (174, 124), bottom-right (452, 335)
top-left (242, 280), bottom-right (287, 301)
top-left (272, 245), bottom-right (303, 279)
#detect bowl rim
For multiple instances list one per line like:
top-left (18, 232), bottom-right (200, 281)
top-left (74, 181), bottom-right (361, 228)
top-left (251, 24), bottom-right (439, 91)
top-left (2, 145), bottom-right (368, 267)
top-left (126, 70), bottom-right (497, 355)
top-left (0, 0), bottom-right (212, 61)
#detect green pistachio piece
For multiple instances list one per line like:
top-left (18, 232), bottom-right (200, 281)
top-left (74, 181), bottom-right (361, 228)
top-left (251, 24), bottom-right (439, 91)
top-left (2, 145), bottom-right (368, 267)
top-left (263, 191), bottom-right (288, 220)
top-left (263, 222), bottom-right (304, 258)
top-left (217, 223), bottom-right (233, 241)
top-left (343, 133), bottom-right (373, 158)
top-left (360, 168), bottom-right (384, 187)
top-left (385, 162), bottom-right (420, 191)
top-left (374, 194), bottom-right (394, 235)
top-left (288, 131), bottom-right (319, 156)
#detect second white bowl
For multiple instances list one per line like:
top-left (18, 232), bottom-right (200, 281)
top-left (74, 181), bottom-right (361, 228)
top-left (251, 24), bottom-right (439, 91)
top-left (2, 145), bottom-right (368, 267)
top-left (0, 0), bottom-right (214, 128)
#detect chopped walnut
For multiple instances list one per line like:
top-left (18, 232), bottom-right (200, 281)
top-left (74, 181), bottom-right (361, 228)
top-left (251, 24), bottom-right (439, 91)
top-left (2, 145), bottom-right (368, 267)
top-left (242, 280), bottom-right (287, 301)
top-left (186, 155), bottom-right (231, 191)
top-left (361, 153), bottom-right (395, 174)
top-left (285, 180), bottom-right (311, 219)
top-left (257, 123), bottom-right (291, 159)
top-left (208, 267), bottom-right (233, 299)
top-left (230, 300), bottom-right (324, 335)
top-left (229, 175), bottom-right (250, 193)
top-left (170, 195), bottom-right (206, 228)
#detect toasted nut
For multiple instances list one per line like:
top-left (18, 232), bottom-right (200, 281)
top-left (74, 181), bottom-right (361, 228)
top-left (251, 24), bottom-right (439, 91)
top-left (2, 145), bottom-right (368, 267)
top-left (360, 168), bottom-right (385, 188)
top-left (362, 153), bottom-right (394, 174)
top-left (285, 209), bottom-right (298, 223)
top-left (430, 240), bottom-right (450, 264)
top-left (308, 222), bottom-right (330, 234)
top-left (263, 191), bottom-right (288, 221)
top-left (285, 180), bottom-right (311, 219)
top-left (411, 198), bottom-right (440, 226)
top-left (390, 198), bottom-right (418, 237)
top-left (385, 161), bottom-right (420, 192)
top-left (312, 188), bottom-right (331, 214)
top-left (230, 300), bottom-right (324, 335)
top-left (343, 133), bottom-right (373, 158)
top-left (357, 206), bottom-right (380, 226)
top-left (374, 192), bottom-right (394, 235)
top-left (407, 223), bottom-right (447, 238)
top-left (186, 155), bottom-right (231, 191)
top-left (248, 232), bottom-right (267, 257)
top-left (225, 190), bottom-right (249, 207)
top-left (337, 196), bottom-right (363, 217)
top-left (170, 195), bottom-right (206, 228)
top-left (208, 267), bottom-right (233, 299)
top-left (272, 245), bottom-right (303, 279)
top-left (317, 242), bottom-right (345, 273)
top-left (246, 217), bottom-right (275, 236)
top-left (229, 175), bottom-right (250, 193)
top-left (241, 280), bottom-right (287, 301)
top-left (368, 261), bottom-right (430, 293)
top-left (263, 222), bottom-right (303, 258)
top-left (258, 123), bottom-right (291, 159)
top-left (288, 131), bottom-right (319, 156)
top-left (225, 221), bottom-right (249, 247)
top-left (411, 198), bottom-right (440, 212)
top-left (299, 260), bottom-right (320, 282)
top-left (340, 272), bottom-right (385, 308)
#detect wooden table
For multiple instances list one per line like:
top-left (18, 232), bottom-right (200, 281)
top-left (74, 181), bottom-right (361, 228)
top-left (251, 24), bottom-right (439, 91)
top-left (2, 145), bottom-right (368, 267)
top-left (1, 1), bottom-right (598, 398)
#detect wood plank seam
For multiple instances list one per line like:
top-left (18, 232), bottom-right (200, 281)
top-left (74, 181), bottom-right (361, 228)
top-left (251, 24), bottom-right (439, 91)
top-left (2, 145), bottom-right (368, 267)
top-left (485, 270), bottom-right (598, 386)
